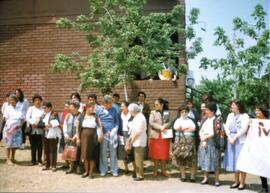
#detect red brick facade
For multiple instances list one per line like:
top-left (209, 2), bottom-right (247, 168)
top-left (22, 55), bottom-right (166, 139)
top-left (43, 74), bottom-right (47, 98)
top-left (0, 0), bottom-right (186, 113)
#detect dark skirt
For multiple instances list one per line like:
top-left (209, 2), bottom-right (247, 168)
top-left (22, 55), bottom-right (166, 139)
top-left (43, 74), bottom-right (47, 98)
top-left (81, 128), bottom-right (96, 160)
top-left (118, 131), bottom-right (134, 162)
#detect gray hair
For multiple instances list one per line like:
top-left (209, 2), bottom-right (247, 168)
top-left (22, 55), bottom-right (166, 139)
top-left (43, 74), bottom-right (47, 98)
top-left (103, 95), bottom-right (113, 103)
top-left (128, 103), bottom-right (141, 113)
top-left (9, 94), bottom-right (18, 102)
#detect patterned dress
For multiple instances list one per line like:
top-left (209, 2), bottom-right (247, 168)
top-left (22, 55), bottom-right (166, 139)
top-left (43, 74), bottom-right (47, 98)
top-left (3, 105), bottom-right (23, 148)
top-left (198, 116), bottom-right (221, 172)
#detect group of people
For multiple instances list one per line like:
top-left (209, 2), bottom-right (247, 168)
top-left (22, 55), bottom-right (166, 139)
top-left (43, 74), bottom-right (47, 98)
top-left (0, 89), bottom-right (269, 193)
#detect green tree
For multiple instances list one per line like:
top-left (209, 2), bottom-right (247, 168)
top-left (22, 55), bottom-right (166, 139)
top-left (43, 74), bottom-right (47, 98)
top-left (52, 0), bottom-right (202, 96)
top-left (200, 4), bottom-right (270, 109)
top-left (195, 77), bottom-right (232, 117)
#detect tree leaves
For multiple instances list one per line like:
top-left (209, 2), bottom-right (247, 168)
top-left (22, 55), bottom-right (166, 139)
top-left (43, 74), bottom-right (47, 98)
top-left (198, 4), bottom-right (270, 110)
top-left (52, 1), bottom-right (203, 94)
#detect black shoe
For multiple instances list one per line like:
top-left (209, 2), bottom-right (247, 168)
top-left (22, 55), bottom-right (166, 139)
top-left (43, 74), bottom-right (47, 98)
top-left (230, 182), bottom-right (240, 189)
top-left (132, 173), bottom-right (137, 178)
top-left (259, 188), bottom-right (268, 193)
top-left (180, 178), bottom-right (186, 182)
top-left (65, 169), bottom-right (73, 174)
top-left (238, 185), bottom-right (245, 190)
top-left (190, 179), bottom-right (196, 183)
top-left (134, 177), bottom-right (144, 181)
top-left (81, 173), bottom-right (89, 178)
top-left (31, 162), bottom-right (37, 166)
top-left (200, 179), bottom-right (208, 185)
top-left (42, 167), bottom-right (50, 171)
top-left (214, 182), bottom-right (220, 187)
top-left (89, 174), bottom-right (94, 179)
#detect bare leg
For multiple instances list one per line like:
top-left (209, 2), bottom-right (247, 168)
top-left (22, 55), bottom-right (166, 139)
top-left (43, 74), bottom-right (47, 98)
top-left (83, 160), bottom-right (89, 176)
top-left (190, 164), bottom-right (196, 180)
top-left (201, 171), bottom-right (208, 184)
top-left (239, 172), bottom-right (247, 188)
top-left (6, 148), bottom-right (13, 165)
top-left (153, 159), bottom-right (158, 176)
top-left (180, 165), bottom-right (186, 179)
top-left (232, 172), bottom-right (240, 186)
top-left (11, 148), bottom-right (16, 162)
top-left (89, 160), bottom-right (95, 177)
top-left (215, 169), bottom-right (220, 185)
top-left (124, 161), bottom-right (128, 173)
top-left (161, 160), bottom-right (170, 177)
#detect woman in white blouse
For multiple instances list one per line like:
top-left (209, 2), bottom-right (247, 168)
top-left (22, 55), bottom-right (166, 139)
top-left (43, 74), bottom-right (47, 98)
top-left (173, 104), bottom-right (196, 182)
top-left (128, 103), bottom-right (147, 181)
top-left (77, 103), bottom-right (102, 178)
top-left (118, 101), bottom-right (135, 175)
top-left (15, 88), bottom-right (29, 148)
top-left (26, 94), bottom-right (44, 165)
top-left (3, 94), bottom-right (23, 165)
top-left (198, 102), bottom-right (221, 186)
top-left (223, 100), bottom-right (249, 190)
top-left (41, 102), bottom-right (61, 171)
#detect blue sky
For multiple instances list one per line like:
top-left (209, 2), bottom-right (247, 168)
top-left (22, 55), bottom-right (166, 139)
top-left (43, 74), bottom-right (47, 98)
top-left (185, 0), bottom-right (270, 84)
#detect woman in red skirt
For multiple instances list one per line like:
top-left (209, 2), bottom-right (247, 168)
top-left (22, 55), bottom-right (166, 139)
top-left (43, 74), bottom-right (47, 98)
top-left (148, 98), bottom-right (173, 177)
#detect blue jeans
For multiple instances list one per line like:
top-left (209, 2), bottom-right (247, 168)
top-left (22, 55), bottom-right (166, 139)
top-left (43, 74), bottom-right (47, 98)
top-left (99, 138), bottom-right (118, 174)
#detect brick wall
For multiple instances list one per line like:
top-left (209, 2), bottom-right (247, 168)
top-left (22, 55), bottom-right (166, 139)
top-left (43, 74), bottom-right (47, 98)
top-left (0, 0), bottom-right (186, 114)
top-left (0, 23), bottom-right (186, 113)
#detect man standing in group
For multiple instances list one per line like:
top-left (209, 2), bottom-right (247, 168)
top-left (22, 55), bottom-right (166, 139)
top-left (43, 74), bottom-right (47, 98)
top-left (98, 95), bottom-right (119, 177)
top-left (137, 92), bottom-right (151, 123)
top-left (137, 91), bottom-right (151, 160)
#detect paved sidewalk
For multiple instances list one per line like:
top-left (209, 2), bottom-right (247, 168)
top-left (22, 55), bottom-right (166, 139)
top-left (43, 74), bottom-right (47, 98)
top-left (0, 142), bottom-right (263, 193)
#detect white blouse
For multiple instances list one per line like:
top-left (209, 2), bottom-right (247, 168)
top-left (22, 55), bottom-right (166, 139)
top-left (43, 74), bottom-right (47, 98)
top-left (82, 116), bottom-right (97, 128)
top-left (4, 105), bottom-right (23, 126)
top-left (201, 116), bottom-right (215, 136)
top-left (130, 113), bottom-right (147, 147)
top-left (173, 117), bottom-right (195, 131)
top-left (121, 112), bottom-right (131, 132)
top-left (26, 106), bottom-right (44, 125)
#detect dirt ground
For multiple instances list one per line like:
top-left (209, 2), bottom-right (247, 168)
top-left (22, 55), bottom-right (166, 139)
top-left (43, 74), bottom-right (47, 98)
top-left (0, 140), bottom-right (263, 193)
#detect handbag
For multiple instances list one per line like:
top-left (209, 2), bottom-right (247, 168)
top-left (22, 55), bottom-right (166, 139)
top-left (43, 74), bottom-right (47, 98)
top-left (62, 145), bottom-right (78, 161)
top-left (172, 131), bottom-right (194, 159)
top-left (25, 124), bottom-right (32, 135)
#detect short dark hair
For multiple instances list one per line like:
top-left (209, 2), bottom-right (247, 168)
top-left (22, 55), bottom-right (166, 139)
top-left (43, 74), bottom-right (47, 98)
top-left (137, 91), bottom-right (146, 98)
top-left (231, 99), bottom-right (245, 114)
top-left (113, 93), bottom-right (120, 98)
top-left (70, 101), bottom-right (80, 109)
top-left (178, 104), bottom-right (189, 113)
top-left (5, 92), bottom-right (11, 98)
top-left (87, 94), bottom-right (97, 100)
top-left (32, 94), bottom-right (42, 102)
top-left (206, 102), bottom-right (217, 113)
top-left (43, 101), bottom-right (52, 108)
top-left (256, 104), bottom-right (269, 118)
top-left (185, 99), bottom-right (193, 104)
top-left (121, 101), bottom-right (130, 107)
top-left (70, 92), bottom-right (81, 102)
top-left (156, 98), bottom-right (169, 110)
